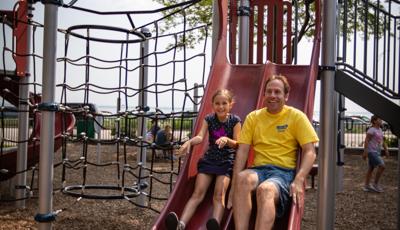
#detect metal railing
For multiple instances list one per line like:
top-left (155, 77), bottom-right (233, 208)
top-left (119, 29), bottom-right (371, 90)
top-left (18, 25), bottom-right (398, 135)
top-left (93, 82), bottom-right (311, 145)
top-left (336, 0), bottom-right (400, 99)
top-left (1, 114), bottom-right (397, 149)
top-left (0, 117), bottom-right (34, 148)
top-left (312, 118), bottom-right (397, 148)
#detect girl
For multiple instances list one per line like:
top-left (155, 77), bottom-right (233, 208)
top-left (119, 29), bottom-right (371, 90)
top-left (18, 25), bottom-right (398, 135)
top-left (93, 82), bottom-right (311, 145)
top-left (165, 89), bottom-right (241, 230)
top-left (362, 115), bottom-right (389, 193)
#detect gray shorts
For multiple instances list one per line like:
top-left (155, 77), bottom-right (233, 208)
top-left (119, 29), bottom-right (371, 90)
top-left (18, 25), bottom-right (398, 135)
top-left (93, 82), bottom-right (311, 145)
top-left (368, 152), bottom-right (384, 169)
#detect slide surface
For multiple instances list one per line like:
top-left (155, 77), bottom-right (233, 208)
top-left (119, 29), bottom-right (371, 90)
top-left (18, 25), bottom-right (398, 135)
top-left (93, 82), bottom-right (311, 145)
top-left (152, 0), bottom-right (320, 229)
top-left (0, 73), bottom-right (75, 181)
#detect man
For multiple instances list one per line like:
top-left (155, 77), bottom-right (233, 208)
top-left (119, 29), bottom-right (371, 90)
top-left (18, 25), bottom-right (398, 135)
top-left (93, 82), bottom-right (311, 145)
top-left (231, 74), bottom-right (319, 230)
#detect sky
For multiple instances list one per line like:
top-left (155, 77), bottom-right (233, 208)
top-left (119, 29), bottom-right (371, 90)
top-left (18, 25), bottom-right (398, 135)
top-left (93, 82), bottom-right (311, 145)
top-left (1, 0), bottom-right (210, 113)
top-left (0, 0), bottom-right (377, 119)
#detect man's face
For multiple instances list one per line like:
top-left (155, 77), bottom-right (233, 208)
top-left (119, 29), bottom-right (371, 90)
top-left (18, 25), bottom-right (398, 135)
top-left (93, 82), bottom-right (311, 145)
top-left (264, 79), bottom-right (289, 114)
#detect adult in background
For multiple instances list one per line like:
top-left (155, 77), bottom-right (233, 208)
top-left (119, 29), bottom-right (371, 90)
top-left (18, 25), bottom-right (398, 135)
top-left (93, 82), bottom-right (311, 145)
top-left (230, 74), bottom-right (319, 230)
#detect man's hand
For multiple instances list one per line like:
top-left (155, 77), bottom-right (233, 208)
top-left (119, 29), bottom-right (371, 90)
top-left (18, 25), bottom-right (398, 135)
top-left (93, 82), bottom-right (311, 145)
top-left (289, 177), bottom-right (305, 208)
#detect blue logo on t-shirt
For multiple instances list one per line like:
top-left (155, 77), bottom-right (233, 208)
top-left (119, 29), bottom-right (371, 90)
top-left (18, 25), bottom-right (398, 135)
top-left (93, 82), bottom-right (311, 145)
top-left (276, 124), bottom-right (288, 132)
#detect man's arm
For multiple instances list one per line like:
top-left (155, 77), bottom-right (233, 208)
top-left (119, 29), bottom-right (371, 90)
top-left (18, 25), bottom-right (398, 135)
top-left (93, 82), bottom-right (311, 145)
top-left (289, 142), bottom-right (316, 207)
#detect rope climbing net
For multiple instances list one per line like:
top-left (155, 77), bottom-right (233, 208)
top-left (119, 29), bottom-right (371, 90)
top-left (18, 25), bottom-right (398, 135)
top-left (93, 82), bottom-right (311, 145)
top-left (0, 0), bottom-right (208, 213)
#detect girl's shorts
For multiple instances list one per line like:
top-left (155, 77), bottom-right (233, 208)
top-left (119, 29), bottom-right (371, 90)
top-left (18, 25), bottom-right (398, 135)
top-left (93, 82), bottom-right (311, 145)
top-left (368, 152), bottom-right (384, 169)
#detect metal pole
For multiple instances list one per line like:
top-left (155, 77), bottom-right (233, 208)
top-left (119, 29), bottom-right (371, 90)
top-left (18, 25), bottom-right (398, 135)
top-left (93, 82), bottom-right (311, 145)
top-left (317, 0), bottom-right (337, 229)
top-left (15, 70), bottom-right (30, 208)
top-left (193, 83), bottom-right (199, 132)
top-left (94, 115), bottom-right (103, 164)
top-left (335, 0), bottom-right (344, 194)
top-left (137, 27), bottom-right (150, 205)
top-left (211, 0), bottom-right (219, 61)
top-left (15, 1), bottom-right (32, 208)
top-left (238, 0), bottom-right (250, 64)
top-left (336, 95), bottom-right (345, 193)
top-left (36, 2), bottom-right (59, 230)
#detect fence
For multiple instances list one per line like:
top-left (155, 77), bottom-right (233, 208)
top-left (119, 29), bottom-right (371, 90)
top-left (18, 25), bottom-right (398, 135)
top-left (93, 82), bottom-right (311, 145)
top-left (313, 119), bottom-right (398, 148)
top-left (1, 114), bottom-right (397, 149)
top-left (1, 113), bottom-right (194, 147)
top-left (0, 116), bottom-right (34, 148)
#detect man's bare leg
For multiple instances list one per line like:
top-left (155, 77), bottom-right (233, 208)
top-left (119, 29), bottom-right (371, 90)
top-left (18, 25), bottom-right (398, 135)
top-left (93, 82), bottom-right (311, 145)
top-left (233, 170), bottom-right (258, 230)
top-left (255, 181), bottom-right (279, 230)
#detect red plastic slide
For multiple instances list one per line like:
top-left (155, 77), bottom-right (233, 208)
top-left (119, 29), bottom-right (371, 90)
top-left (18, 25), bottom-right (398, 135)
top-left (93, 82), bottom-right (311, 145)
top-left (152, 0), bottom-right (320, 228)
top-left (0, 74), bottom-right (75, 181)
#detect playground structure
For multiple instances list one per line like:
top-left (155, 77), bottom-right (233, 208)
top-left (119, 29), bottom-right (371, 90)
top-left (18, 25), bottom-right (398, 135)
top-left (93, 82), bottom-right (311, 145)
top-left (1, 0), bottom-right (208, 227)
top-left (1, 0), bottom-right (399, 230)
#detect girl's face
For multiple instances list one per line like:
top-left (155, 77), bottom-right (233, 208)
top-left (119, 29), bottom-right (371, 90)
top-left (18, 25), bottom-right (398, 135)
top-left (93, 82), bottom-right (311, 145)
top-left (212, 94), bottom-right (233, 121)
top-left (373, 118), bottom-right (382, 127)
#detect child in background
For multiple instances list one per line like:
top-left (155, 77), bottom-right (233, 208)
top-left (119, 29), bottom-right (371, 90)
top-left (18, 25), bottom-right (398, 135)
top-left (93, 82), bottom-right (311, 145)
top-left (362, 115), bottom-right (389, 193)
top-left (155, 124), bottom-right (173, 159)
top-left (165, 89), bottom-right (241, 230)
top-left (146, 120), bottom-right (160, 142)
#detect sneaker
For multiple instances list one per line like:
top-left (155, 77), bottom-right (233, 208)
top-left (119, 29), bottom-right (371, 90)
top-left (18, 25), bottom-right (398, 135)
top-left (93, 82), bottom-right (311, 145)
top-left (165, 212), bottom-right (179, 230)
top-left (206, 218), bottom-right (220, 230)
top-left (372, 184), bottom-right (384, 193)
top-left (177, 221), bottom-right (186, 230)
top-left (362, 184), bottom-right (374, 192)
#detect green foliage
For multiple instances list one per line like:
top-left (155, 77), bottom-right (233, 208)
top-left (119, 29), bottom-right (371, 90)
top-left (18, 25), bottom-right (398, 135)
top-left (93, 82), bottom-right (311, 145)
top-left (152, 0), bottom-right (388, 48)
top-left (0, 118), bottom-right (19, 128)
top-left (152, 0), bottom-right (212, 49)
top-left (111, 116), bottom-right (138, 138)
top-left (104, 116), bottom-right (194, 137)
top-left (385, 137), bottom-right (398, 148)
top-left (338, 0), bottom-right (387, 40)
top-left (170, 118), bottom-right (193, 130)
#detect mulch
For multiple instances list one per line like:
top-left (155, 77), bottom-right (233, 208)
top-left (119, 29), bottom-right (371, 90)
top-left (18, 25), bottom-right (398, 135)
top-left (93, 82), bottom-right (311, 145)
top-left (0, 143), bottom-right (397, 230)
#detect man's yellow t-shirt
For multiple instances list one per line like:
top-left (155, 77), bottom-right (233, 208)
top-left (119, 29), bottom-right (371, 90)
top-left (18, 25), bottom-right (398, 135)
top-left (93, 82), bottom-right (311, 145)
top-left (238, 105), bottom-right (319, 169)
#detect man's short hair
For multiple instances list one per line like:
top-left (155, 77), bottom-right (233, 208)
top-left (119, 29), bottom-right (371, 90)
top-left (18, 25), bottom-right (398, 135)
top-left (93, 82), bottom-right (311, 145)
top-left (264, 74), bottom-right (290, 95)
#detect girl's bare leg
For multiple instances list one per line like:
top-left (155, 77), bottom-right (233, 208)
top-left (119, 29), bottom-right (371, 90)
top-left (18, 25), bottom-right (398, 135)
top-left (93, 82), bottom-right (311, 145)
top-left (212, 175), bottom-right (231, 222)
top-left (374, 165), bottom-right (385, 184)
top-left (180, 173), bottom-right (213, 225)
top-left (364, 167), bottom-right (373, 186)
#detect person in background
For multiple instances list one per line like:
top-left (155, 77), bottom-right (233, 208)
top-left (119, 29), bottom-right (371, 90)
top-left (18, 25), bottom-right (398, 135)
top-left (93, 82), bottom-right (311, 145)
top-left (146, 119), bottom-right (160, 142)
top-left (155, 124), bottom-right (173, 159)
top-left (362, 115), bottom-right (389, 193)
top-left (165, 89), bottom-right (241, 230)
top-left (231, 74), bottom-right (318, 230)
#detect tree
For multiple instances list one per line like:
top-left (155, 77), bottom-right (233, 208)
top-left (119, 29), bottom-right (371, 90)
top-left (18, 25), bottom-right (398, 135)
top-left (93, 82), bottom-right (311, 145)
top-left (153, 0), bottom-right (386, 52)
top-left (152, 0), bottom-right (212, 49)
